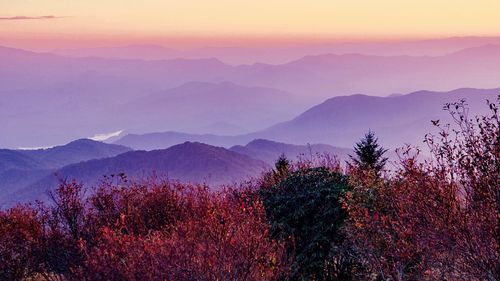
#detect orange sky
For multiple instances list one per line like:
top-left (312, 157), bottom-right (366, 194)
top-left (1, 0), bottom-right (500, 50)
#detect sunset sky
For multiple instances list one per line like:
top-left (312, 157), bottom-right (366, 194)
top-left (1, 0), bottom-right (500, 50)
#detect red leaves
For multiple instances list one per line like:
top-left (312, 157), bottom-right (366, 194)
top-left (0, 180), bottom-right (287, 280)
top-left (345, 99), bottom-right (499, 280)
top-left (0, 206), bottom-right (44, 281)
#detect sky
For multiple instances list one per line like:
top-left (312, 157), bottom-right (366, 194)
top-left (1, 0), bottom-right (500, 50)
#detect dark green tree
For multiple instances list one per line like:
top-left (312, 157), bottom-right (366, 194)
top-left (274, 154), bottom-right (291, 178)
top-left (349, 131), bottom-right (388, 175)
top-left (260, 166), bottom-right (354, 280)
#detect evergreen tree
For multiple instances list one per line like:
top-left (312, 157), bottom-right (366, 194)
top-left (349, 131), bottom-right (388, 175)
top-left (260, 167), bottom-right (353, 280)
top-left (274, 153), bottom-right (290, 178)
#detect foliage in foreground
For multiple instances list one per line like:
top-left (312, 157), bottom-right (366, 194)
top-left (260, 163), bottom-right (355, 280)
top-left (345, 99), bottom-right (499, 281)
top-left (1, 180), bottom-right (287, 281)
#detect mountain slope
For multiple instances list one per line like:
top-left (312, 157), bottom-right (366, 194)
top-left (4, 142), bottom-right (269, 206)
top-left (19, 139), bottom-right (131, 169)
top-left (120, 81), bottom-right (306, 134)
top-left (53, 37), bottom-right (500, 64)
top-left (229, 44), bottom-right (500, 97)
top-left (0, 149), bottom-right (45, 173)
top-left (0, 46), bottom-right (233, 148)
top-left (0, 139), bottom-right (130, 172)
top-left (3, 44), bottom-right (500, 148)
top-left (251, 88), bottom-right (500, 148)
top-left (230, 139), bottom-right (352, 165)
top-left (115, 87), bottom-right (500, 150)
top-left (113, 131), bottom-right (249, 150)
top-left (0, 139), bottom-right (132, 202)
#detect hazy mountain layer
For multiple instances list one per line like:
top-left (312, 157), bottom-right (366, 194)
top-left (114, 87), bottom-right (499, 150)
top-left (3, 44), bottom-right (500, 148)
top-left (53, 37), bottom-right (500, 64)
top-left (0, 139), bottom-right (131, 204)
top-left (230, 139), bottom-right (352, 165)
top-left (252, 87), bottom-right (499, 148)
top-left (2, 142), bottom-right (269, 207)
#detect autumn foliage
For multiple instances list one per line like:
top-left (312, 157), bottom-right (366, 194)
top-left (0, 98), bottom-right (498, 281)
top-left (345, 99), bottom-right (499, 280)
top-left (0, 180), bottom-right (287, 281)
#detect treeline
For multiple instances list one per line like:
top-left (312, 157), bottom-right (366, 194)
top-left (0, 100), bottom-right (498, 281)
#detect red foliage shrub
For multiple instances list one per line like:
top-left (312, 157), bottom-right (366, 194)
top-left (80, 183), bottom-right (287, 281)
top-left (0, 178), bottom-right (287, 280)
top-left (0, 206), bottom-right (44, 281)
top-left (86, 180), bottom-right (186, 236)
top-left (345, 99), bottom-right (499, 280)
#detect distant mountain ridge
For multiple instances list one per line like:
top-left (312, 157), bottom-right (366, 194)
top-left (114, 131), bottom-right (248, 151)
top-left (119, 81), bottom-right (307, 135)
top-left (2, 82), bottom-right (496, 208)
top-left (0, 149), bottom-right (45, 173)
top-left (18, 139), bottom-right (131, 169)
top-left (3, 44), bottom-right (500, 148)
top-left (230, 139), bottom-right (352, 165)
top-left (52, 37), bottom-right (500, 64)
top-left (0, 139), bottom-right (131, 205)
top-left (114, 87), bottom-right (500, 150)
top-left (0, 139), bottom-right (130, 172)
top-left (252, 87), bottom-right (500, 148)
top-left (3, 139), bottom-right (356, 208)
top-left (3, 142), bottom-right (269, 207)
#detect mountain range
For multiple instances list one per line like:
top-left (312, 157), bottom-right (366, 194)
top-left (2, 86), bottom-right (498, 207)
top-left (119, 81), bottom-right (306, 135)
top-left (114, 131), bottom-right (246, 151)
top-left (252, 87), bottom-right (500, 148)
top-left (2, 44), bottom-right (500, 148)
top-left (53, 36), bottom-right (500, 65)
top-left (0, 139), bottom-right (131, 205)
top-left (2, 39), bottom-right (500, 207)
top-left (114, 87), bottom-right (500, 150)
top-left (229, 139), bottom-right (352, 165)
top-left (0, 137), bottom-right (360, 208)
top-left (0, 141), bottom-right (280, 208)
top-left (0, 139), bottom-right (130, 173)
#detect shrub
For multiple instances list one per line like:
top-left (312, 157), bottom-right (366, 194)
top-left (0, 206), bottom-right (44, 281)
top-left (81, 183), bottom-right (287, 281)
top-left (345, 99), bottom-right (499, 280)
top-left (261, 164), bottom-right (354, 280)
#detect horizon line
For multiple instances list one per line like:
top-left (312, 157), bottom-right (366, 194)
top-left (2, 34), bottom-right (500, 51)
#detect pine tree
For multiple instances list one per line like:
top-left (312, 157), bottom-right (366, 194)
top-left (274, 154), bottom-right (290, 177)
top-left (349, 131), bottom-right (388, 175)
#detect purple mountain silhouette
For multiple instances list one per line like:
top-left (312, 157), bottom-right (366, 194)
top-left (2, 45), bottom-right (500, 148)
top-left (2, 142), bottom-right (269, 207)
top-left (251, 88), bottom-right (499, 148)
top-left (114, 87), bottom-right (499, 150)
top-left (53, 36), bottom-right (500, 64)
top-left (114, 131), bottom-right (247, 151)
top-left (119, 81), bottom-right (306, 135)
top-left (230, 139), bottom-right (352, 165)
top-left (0, 139), bottom-right (131, 205)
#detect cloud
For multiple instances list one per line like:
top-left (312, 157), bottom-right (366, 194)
top-left (89, 130), bottom-right (124, 142)
top-left (17, 145), bottom-right (54, 150)
top-left (0, 15), bottom-right (64, 21)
